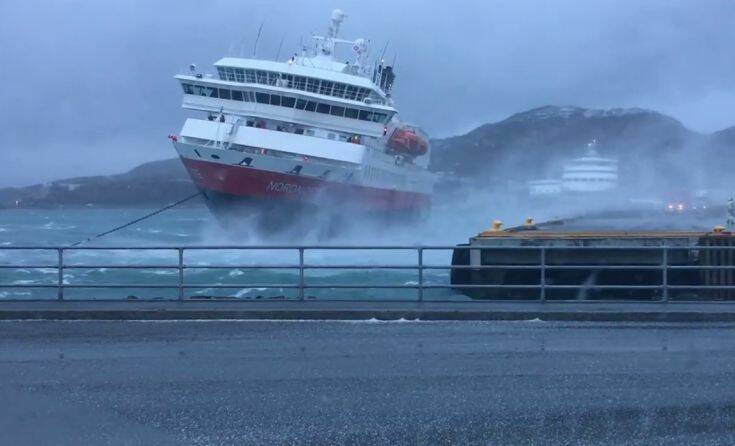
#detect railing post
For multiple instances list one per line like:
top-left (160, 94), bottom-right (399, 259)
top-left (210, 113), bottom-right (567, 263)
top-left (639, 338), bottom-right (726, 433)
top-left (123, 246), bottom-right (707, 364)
top-left (178, 248), bottom-right (184, 302)
top-left (539, 247), bottom-right (546, 302)
top-left (298, 247), bottom-right (305, 301)
top-left (662, 246), bottom-right (668, 302)
top-left (417, 248), bottom-right (424, 302)
top-left (57, 248), bottom-right (64, 301)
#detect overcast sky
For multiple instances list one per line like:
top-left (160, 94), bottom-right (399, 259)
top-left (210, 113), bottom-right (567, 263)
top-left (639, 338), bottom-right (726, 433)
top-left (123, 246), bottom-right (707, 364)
top-left (2, 0), bottom-right (735, 187)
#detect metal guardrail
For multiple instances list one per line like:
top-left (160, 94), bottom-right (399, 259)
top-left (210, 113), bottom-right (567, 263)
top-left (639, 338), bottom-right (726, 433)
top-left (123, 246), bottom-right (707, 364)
top-left (2, 245), bottom-right (735, 302)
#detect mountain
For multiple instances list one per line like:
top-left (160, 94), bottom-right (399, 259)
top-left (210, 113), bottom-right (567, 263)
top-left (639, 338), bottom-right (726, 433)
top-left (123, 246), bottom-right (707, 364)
top-left (0, 158), bottom-right (197, 208)
top-left (711, 125), bottom-right (735, 149)
top-left (430, 106), bottom-right (707, 189)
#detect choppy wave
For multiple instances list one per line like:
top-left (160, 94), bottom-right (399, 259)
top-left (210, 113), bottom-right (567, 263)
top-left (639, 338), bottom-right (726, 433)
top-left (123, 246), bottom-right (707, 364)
top-left (142, 269), bottom-right (178, 276)
top-left (41, 222), bottom-right (77, 230)
top-left (235, 288), bottom-right (268, 298)
top-left (12, 279), bottom-right (40, 285)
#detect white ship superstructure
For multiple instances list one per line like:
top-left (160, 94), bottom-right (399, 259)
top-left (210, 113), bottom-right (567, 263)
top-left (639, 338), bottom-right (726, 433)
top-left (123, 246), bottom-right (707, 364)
top-left (169, 10), bottom-right (433, 221)
top-left (561, 140), bottom-right (618, 193)
top-left (527, 140), bottom-right (618, 197)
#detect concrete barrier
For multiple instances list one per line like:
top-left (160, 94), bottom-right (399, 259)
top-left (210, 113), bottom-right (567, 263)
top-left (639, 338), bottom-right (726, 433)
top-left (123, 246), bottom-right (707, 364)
top-left (2, 301), bottom-right (735, 322)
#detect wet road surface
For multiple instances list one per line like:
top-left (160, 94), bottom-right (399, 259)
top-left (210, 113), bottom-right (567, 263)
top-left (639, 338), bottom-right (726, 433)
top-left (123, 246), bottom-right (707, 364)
top-left (1, 320), bottom-right (735, 445)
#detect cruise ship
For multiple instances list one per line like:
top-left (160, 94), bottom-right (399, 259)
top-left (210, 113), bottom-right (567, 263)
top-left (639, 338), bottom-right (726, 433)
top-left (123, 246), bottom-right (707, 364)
top-left (169, 10), bottom-right (434, 229)
top-left (528, 140), bottom-right (618, 196)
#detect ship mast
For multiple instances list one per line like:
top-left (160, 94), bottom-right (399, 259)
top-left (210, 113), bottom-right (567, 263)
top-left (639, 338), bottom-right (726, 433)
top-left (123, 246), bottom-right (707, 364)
top-left (309, 10), bottom-right (369, 74)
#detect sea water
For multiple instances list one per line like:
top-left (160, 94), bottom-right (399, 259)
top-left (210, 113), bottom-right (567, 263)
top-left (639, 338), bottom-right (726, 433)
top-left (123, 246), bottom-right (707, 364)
top-left (0, 190), bottom-right (544, 301)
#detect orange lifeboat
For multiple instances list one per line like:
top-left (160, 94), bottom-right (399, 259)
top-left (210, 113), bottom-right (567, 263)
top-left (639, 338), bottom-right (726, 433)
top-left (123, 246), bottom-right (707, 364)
top-left (387, 127), bottom-right (429, 157)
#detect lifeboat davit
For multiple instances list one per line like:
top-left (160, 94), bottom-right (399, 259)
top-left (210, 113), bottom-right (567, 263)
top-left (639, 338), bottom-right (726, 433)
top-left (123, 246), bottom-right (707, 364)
top-left (387, 128), bottom-right (429, 157)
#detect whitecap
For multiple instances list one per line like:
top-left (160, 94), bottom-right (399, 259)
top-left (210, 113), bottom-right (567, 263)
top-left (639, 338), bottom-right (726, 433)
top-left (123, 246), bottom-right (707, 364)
top-left (228, 270), bottom-right (245, 277)
top-left (235, 288), bottom-right (252, 298)
top-left (41, 222), bottom-right (76, 230)
top-left (234, 287), bottom-right (268, 298)
top-left (12, 280), bottom-right (39, 285)
top-left (143, 269), bottom-right (177, 276)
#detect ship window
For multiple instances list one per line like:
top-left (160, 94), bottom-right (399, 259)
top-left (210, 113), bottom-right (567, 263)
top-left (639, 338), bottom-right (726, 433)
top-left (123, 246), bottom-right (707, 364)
top-left (225, 67), bottom-right (236, 81)
top-left (330, 105), bottom-right (345, 117)
top-left (256, 71), bottom-right (268, 84)
top-left (267, 72), bottom-right (279, 86)
top-left (195, 85), bottom-right (207, 96)
top-left (305, 129), bottom-right (315, 136)
top-left (344, 108), bottom-right (358, 119)
top-left (358, 110), bottom-right (373, 121)
top-left (219, 89), bottom-right (231, 100)
top-left (231, 90), bottom-right (243, 101)
top-left (293, 76), bottom-right (306, 90)
top-left (305, 101), bottom-right (317, 112)
top-left (181, 83), bottom-right (194, 94)
top-left (327, 133), bottom-right (335, 140)
top-left (206, 87), bottom-right (218, 98)
top-left (333, 83), bottom-right (346, 98)
top-left (319, 81), bottom-right (333, 96)
top-left (270, 94), bottom-right (281, 106)
top-left (295, 128), bottom-right (304, 135)
top-left (306, 78), bottom-right (320, 93)
top-left (295, 99), bottom-right (308, 110)
top-left (235, 69), bottom-right (245, 82)
top-left (371, 113), bottom-right (385, 123)
top-left (245, 70), bottom-right (256, 83)
top-left (280, 74), bottom-right (293, 87)
top-left (256, 92), bottom-right (269, 104)
top-left (281, 96), bottom-right (295, 108)
top-left (316, 103), bottom-right (330, 114)
top-left (345, 85), bottom-right (358, 100)
top-left (217, 67), bottom-right (226, 80)
top-left (357, 88), bottom-right (370, 101)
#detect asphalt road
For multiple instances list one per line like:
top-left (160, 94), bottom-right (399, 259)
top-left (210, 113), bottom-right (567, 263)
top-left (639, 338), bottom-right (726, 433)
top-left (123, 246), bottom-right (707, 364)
top-left (1, 320), bottom-right (735, 445)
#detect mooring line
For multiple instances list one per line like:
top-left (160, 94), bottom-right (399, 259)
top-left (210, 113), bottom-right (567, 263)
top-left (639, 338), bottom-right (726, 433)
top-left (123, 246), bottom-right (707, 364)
top-left (69, 191), bottom-right (204, 247)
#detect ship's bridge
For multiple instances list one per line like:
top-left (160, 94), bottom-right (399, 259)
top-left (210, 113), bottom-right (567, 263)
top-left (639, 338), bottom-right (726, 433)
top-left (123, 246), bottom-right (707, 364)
top-left (174, 9), bottom-right (403, 139)
top-left (214, 57), bottom-right (387, 105)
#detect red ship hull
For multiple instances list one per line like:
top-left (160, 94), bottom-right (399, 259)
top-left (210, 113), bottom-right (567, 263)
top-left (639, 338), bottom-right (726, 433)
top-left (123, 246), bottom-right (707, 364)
top-left (181, 157), bottom-right (430, 211)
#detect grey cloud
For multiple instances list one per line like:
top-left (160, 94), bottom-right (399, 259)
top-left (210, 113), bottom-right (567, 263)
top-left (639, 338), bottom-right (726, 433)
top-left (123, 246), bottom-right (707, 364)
top-left (1, 0), bottom-right (734, 186)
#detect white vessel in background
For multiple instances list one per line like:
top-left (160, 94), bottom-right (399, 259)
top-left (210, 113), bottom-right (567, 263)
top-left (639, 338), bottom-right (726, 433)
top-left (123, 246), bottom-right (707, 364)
top-left (169, 10), bottom-right (434, 229)
top-left (560, 140), bottom-right (618, 193)
top-left (528, 140), bottom-right (618, 197)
